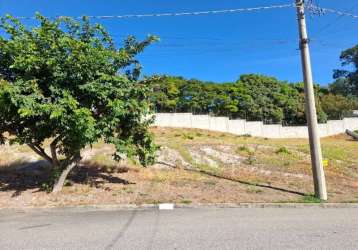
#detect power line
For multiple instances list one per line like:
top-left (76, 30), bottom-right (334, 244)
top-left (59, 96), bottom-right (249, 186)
top-left (12, 3), bottom-right (358, 22)
top-left (15, 3), bottom-right (295, 20)
top-left (312, 2), bottom-right (358, 38)
top-left (10, 2), bottom-right (358, 22)
top-left (307, 4), bottom-right (358, 19)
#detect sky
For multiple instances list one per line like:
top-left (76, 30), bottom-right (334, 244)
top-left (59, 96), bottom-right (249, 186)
top-left (0, 0), bottom-right (357, 85)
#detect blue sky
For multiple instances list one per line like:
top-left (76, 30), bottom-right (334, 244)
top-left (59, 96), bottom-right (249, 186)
top-left (1, 0), bottom-right (357, 85)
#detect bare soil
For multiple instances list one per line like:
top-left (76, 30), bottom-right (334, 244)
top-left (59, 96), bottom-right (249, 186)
top-left (0, 128), bottom-right (357, 208)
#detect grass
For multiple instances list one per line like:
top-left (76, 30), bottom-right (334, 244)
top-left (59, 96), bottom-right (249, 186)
top-left (236, 145), bottom-right (251, 154)
top-left (276, 147), bottom-right (291, 155)
top-left (153, 128), bottom-right (358, 199)
top-left (182, 133), bottom-right (195, 140)
top-left (246, 186), bottom-right (263, 194)
top-left (1, 127), bottom-right (357, 207)
top-left (300, 195), bottom-right (323, 203)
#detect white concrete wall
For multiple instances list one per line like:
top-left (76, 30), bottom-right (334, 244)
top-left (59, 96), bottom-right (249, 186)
top-left (153, 113), bottom-right (358, 139)
top-left (191, 115), bottom-right (211, 130)
top-left (227, 119), bottom-right (246, 135)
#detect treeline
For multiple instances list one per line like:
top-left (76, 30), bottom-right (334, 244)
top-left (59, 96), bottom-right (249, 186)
top-left (149, 44), bottom-right (358, 125)
top-left (148, 74), bottom-right (358, 125)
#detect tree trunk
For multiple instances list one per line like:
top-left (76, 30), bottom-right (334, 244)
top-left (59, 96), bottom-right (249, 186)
top-left (52, 161), bottom-right (77, 193)
top-left (346, 129), bottom-right (358, 140)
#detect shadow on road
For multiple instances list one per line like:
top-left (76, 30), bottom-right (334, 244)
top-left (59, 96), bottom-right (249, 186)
top-left (105, 210), bottom-right (138, 250)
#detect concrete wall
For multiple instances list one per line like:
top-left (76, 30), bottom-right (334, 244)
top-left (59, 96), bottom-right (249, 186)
top-left (153, 113), bottom-right (358, 139)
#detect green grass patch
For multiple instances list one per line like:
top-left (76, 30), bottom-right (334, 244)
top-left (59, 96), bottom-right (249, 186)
top-left (276, 146), bottom-right (291, 154)
top-left (246, 186), bottom-right (263, 194)
top-left (301, 194), bottom-right (322, 203)
top-left (182, 133), bottom-right (195, 140)
top-left (204, 180), bottom-right (217, 186)
top-left (237, 145), bottom-right (250, 153)
top-left (322, 146), bottom-right (349, 161)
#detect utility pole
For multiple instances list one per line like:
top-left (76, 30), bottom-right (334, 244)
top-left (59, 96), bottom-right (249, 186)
top-left (295, 0), bottom-right (327, 200)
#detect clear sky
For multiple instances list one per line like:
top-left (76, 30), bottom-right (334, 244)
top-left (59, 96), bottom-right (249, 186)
top-left (1, 0), bottom-right (357, 85)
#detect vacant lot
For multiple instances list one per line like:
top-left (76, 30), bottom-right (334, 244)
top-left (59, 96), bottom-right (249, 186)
top-left (0, 127), bottom-right (357, 208)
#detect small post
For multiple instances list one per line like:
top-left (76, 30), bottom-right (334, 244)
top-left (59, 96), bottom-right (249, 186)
top-left (295, 0), bottom-right (327, 200)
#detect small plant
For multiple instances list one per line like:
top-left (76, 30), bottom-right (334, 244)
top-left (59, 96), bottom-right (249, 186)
top-left (246, 147), bottom-right (257, 165)
top-left (64, 180), bottom-right (73, 187)
top-left (41, 182), bottom-right (52, 192)
top-left (182, 134), bottom-right (195, 140)
top-left (237, 145), bottom-right (250, 153)
top-left (246, 186), bottom-right (263, 194)
top-left (123, 187), bottom-right (134, 194)
top-left (180, 199), bottom-right (192, 204)
top-left (204, 180), bottom-right (217, 186)
top-left (276, 147), bottom-right (291, 154)
top-left (302, 194), bottom-right (322, 203)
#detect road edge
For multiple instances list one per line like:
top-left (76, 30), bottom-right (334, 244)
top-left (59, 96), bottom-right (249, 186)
top-left (1, 202), bottom-right (358, 213)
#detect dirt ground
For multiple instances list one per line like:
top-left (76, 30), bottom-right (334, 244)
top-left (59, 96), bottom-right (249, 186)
top-left (0, 127), bottom-right (357, 208)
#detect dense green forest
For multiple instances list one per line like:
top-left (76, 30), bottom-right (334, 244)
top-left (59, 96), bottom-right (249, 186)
top-left (148, 44), bottom-right (358, 125)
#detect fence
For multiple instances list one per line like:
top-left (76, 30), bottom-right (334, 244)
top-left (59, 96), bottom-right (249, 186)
top-left (153, 113), bottom-right (358, 138)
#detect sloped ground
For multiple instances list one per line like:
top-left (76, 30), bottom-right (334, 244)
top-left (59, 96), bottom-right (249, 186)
top-left (0, 128), bottom-right (357, 208)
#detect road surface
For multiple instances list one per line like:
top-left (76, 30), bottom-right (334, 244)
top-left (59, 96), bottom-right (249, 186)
top-left (0, 207), bottom-right (357, 249)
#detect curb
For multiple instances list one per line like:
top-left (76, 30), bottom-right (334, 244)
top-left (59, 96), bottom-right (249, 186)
top-left (1, 202), bottom-right (358, 213)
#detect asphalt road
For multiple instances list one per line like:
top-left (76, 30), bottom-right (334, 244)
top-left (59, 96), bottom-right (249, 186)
top-left (0, 207), bottom-right (357, 250)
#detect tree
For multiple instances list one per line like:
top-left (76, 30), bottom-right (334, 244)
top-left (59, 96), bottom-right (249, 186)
top-left (332, 44), bottom-right (358, 96)
top-left (150, 76), bottom-right (182, 112)
top-left (148, 74), bottom-right (329, 125)
top-left (321, 94), bottom-right (356, 120)
top-left (0, 14), bottom-right (158, 192)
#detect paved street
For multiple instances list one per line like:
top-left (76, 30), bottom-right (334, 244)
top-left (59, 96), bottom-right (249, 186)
top-left (0, 207), bottom-right (357, 250)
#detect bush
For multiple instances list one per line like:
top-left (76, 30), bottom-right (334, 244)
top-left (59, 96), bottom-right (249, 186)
top-left (276, 147), bottom-right (291, 154)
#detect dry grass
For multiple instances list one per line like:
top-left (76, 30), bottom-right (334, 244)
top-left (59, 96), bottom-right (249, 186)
top-left (0, 127), bottom-right (357, 208)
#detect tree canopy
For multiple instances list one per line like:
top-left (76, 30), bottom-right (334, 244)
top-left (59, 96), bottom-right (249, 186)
top-left (149, 74), bottom-right (330, 125)
top-left (0, 14), bottom-right (158, 192)
top-left (332, 44), bottom-right (358, 97)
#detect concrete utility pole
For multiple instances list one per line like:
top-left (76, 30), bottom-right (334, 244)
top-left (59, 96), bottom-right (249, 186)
top-left (295, 0), bottom-right (327, 200)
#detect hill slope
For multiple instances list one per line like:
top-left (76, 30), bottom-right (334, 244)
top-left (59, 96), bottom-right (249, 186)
top-left (0, 128), bottom-right (357, 207)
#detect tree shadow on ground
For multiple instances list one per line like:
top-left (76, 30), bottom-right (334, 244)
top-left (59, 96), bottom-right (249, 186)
top-left (158, 161), bottom-right (306, 196)
top-left (0, 160), bottom-right (134, 196)
top-left (193, 169), bottom-right (306, 196)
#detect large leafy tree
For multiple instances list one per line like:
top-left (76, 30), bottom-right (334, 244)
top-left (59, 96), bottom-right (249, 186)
top-left (0, 14), bottom-right (158, 192)
top-left (321, 94), bottom-right (358, 120)
top-left (332, 44), bottom-right (358, 96)
top-left (149, 74), bottom-right (328, 124)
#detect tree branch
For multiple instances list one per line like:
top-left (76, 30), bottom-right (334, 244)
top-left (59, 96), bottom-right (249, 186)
top-left (50, 135), bottom-right (63, 167)
top-left (27, 143), bottom-right (53, 163)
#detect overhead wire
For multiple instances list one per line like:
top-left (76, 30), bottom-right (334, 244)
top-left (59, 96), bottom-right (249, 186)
top-left (14, 3), bottom-right (295, 20)
top-left (10, 2), bottom-right (358, 21)
top-left (7, 2), bottom-right (356, 60)
top-left (307, 3), bottom-right (358, 19)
